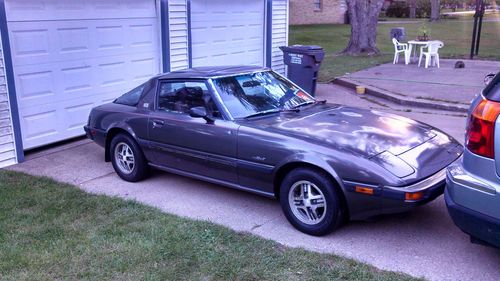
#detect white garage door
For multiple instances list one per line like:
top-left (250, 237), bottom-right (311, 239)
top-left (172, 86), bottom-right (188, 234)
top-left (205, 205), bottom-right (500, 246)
top-left (191, 0), bottom-right (265, 67)
top-left (5, 0), bottom-right (161, 149)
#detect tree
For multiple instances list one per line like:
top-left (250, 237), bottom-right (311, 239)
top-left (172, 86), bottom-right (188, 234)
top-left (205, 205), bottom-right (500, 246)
top-left (430, 0), bottom-right (441, 21)
top-left (343, 0), bottom-right (384, 55)
top-left (409, 0), bottom-right (417, 18)
top-left (442, 0), bottom-right (463, 11)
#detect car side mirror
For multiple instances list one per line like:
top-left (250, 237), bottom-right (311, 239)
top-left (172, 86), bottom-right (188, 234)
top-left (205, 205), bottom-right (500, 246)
top-left (484, 73), bottom-right (495, 86)
top-left (189, 106), bottom-right (214, 124)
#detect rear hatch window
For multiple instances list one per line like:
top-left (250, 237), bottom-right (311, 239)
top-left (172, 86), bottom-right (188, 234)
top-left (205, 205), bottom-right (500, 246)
top-left (114, 83), bottom-right (146, 106)
top-left (483, 72), bottom-right (500, 102)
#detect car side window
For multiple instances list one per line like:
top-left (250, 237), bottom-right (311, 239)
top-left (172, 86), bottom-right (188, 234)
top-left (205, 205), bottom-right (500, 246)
top-left (114, 83), bottom-right (145, 106)
top-left (157, 81), bottom-right (222, 118)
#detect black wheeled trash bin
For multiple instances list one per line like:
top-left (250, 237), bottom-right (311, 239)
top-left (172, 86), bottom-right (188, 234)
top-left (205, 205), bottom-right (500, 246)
top-left (390, 27), bottom-right (406, 41)
top-left (279, 45), bottom-right (324, 96)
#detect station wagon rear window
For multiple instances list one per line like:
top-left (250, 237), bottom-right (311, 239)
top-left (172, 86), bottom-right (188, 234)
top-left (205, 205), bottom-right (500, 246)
top-left (484, 72), bottom-right (500, 102)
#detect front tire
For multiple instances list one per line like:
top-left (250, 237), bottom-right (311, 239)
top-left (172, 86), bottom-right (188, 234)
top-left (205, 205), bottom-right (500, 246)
top-left (279, 168), bottom-right (343, 236)
top-left (110, 133), bottom-right (149, 182)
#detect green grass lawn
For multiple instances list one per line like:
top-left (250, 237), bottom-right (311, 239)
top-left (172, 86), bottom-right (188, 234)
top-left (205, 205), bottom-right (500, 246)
top-left (0, 170), bottom-right (420, 281)
top-left (290, 18), bottom-right (500, 82)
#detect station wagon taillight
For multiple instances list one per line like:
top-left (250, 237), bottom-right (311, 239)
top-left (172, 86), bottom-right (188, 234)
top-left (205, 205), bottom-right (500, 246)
top-left (466, 97), bottom-right (500, 159)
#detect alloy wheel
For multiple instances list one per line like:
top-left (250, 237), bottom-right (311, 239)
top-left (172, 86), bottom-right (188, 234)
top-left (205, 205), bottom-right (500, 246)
top-left (288, 180), bottom-right (327, 225)
top-left (114, 142), bottom-right (135, 175)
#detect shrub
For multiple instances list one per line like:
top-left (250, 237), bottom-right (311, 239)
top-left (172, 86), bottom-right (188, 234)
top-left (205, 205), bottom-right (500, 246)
top-left (415, 0), bottom-right (432, 18)
top-left (385, 0), bottom-right (432, 18)
top-left (386, 2), bottom-right (409, 18)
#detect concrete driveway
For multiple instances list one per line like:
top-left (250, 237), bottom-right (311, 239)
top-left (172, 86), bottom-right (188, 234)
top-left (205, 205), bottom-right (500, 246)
top-left (8, 85), bottom-right (500, 281)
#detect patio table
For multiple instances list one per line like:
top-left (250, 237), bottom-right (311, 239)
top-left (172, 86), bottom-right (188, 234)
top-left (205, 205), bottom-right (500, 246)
top-left (407, 40), bottom-right (430, 64)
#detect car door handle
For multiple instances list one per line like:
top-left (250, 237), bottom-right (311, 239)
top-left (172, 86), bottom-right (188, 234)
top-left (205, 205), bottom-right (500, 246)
top-left (152, 120), bottom-right (165, 129)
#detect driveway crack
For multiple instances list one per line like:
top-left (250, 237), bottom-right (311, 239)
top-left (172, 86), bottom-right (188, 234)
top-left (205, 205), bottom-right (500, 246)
top-left (77, 171), bottom-right (115, 186)
top-left (249, 215), bottom-right (282, 232)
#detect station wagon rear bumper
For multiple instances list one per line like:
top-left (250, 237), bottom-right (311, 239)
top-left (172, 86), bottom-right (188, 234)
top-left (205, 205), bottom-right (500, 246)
top-left (445, 189), bottom-right (500, 248)
top-left (445, 163), bottom-right (500, 248)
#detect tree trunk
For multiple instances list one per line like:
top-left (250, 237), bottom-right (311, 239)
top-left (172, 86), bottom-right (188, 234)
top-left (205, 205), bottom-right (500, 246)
top-left (430, 0), bottom-right (440, 21)
top-left (492, 1), bottom-right (498, 11)
top-left (409, 0), bottom-right (416, 18)
top-left (342, 0), bottom-right (384, 55)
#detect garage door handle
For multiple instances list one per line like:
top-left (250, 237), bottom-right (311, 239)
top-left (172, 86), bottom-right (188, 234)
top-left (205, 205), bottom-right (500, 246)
top-left (152, 120), bottom-right (165, 128)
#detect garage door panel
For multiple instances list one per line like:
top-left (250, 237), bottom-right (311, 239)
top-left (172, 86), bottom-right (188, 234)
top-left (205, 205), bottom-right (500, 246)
top-left (19, 92), bottom-right (120, 148)
top-left (130, 57), bottom-right (158, 82)
top-left (9, 27), bottom-right (51, 64)
top-left (192, 39), bottom-right (263, 59)
top-left (193, 53), bottom-right (262, 68)
top-left (129, 24), bottom-right (156, 48)
top-left (16, 68), bottom-right (56, 103)
top-left (6, 0), bottom-right (160, 149)
top-left (192, 25), bottom-right (262, 42)
top-left (6, 0), bottom-right (156, 22)
top-left (21, 106), bottom-right (60, 142)
top-left (14, 53), bottom-right (158, 111)
top-left (65, 102), bottom-right (95, 131)
top-left (193, 14), bottom-right (262, 24)
top-left (191, 0), bottom-right (265, 67)
top-left (57, 27), bottom-right (91, 55)
top-left (61, 65), bottom-right (93, 95)
top-left (8, 19), bottom-right (159, 67)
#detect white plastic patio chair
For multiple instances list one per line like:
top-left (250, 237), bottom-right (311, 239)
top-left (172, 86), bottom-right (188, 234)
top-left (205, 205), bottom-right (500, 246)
top-left (418, 41), bottom-right (444, 68)
top-left (392, 38), bottom-right (409, 65)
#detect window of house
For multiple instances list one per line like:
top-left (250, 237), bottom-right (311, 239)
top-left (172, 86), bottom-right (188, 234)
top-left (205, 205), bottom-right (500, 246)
top-left (313, 0), bottom-right (322, 11)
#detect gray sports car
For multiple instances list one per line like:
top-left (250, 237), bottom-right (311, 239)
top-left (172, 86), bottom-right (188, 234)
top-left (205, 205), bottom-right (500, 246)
top-left (84, 66), bottom-right (462, 235)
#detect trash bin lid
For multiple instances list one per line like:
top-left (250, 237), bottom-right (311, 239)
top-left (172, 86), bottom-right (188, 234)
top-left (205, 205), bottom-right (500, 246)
top-left (390, 27), bottom-right (406, 41)
top-left (390, 27), bottom-right (406, 33)
top-left (279, 45), bottom-right (323, 54)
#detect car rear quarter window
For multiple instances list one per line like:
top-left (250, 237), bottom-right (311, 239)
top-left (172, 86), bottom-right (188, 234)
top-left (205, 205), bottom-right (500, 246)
top-left (114, 83), bottom-right (146, 106)
top-left (484, 72), bottom-right (500, 102)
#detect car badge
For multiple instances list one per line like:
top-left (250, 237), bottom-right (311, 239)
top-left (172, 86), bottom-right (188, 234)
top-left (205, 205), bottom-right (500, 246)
top-left (252, 156), bottom-right (266, 161)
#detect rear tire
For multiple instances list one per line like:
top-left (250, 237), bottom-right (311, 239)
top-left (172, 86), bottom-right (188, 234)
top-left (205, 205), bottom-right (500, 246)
top-left (110, 133), bottom-right (149, 182)
top-left (279, 168), bottom-right (343, 236)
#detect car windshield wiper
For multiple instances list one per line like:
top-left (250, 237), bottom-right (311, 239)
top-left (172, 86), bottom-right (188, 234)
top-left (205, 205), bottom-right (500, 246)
top-left (244, 108), bottom-right (300, 119)
top-left (292, 100), bottom-right (315, 108)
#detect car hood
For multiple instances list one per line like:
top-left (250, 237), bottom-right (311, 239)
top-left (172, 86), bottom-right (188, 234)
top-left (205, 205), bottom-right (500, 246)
top-left (239, 103), bottom-right (438, 158)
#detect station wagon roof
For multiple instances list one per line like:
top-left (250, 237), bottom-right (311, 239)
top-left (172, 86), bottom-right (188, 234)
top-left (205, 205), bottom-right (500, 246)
top-left (156, 65), bottom-right (270, 80)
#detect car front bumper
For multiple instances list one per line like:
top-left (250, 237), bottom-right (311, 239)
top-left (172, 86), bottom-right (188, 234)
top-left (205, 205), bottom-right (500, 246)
top-left (344, 168), bottom-right (446, 220)
top-left (383, 168), bottom-right (446, 204)
top-left (445, 165), bottom-right (500, 248)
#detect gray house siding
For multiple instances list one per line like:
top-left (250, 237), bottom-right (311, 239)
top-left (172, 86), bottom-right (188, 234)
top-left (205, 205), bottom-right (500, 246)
top-left (168, 0), bottom-right (190, 71)
top-left (0, 29), bottom-right (17, 168)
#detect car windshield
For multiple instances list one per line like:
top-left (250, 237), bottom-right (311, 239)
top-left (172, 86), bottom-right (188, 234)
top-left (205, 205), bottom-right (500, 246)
top-left (212, 71), bottom-right (315, 119)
